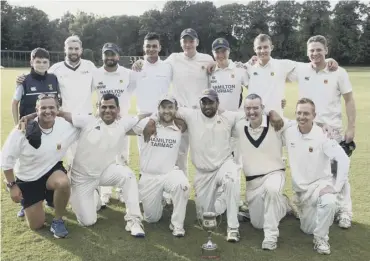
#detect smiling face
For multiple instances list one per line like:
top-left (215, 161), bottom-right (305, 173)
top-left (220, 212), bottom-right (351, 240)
top-left (65, 41), bottom-right (82, 63)
top-left (103, 50), bottom-right (119, 67)
top-left (307, 41), bottom-right (328, 65)
top-left (36, 98), bottom-right (58, 125)
top-left (296, 103), bottom-right (316, 129)
top-left (244, 97), bottom-right (264, 123)
top-left (181, 36), bottom-right (197, 56)
top-left (158, 100), bottom-right (177, 123)
top-left (31, 57), bottom-right (50, 74)
top-left (254, 39), bottom-right (273, 64)
top-left (99, 98), bottom-right (120, 125)
top-left (143, 39), bottom-right (161, 60)
top-left (200, 98), bottom-right (218, 118)
top-left (213, 48), bottom-right (229, 63)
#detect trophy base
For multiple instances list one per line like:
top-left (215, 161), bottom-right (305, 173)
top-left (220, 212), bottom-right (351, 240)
top-left (201, 242), bottom-right (220, 259)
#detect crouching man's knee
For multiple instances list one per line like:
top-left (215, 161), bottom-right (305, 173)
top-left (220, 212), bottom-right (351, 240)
top-left (77, 213), bottom-right (97, 227)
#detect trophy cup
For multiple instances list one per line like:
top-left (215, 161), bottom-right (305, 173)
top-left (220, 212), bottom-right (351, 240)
top-left (200, 212), bottom-right (221, 259)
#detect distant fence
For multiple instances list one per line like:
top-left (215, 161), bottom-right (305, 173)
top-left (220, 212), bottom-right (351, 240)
top-left (0, 50), bottom-right (168, 68)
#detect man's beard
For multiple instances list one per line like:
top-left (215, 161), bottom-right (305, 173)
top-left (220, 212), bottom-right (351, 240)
top-left (67, 54), bottom-right (81, 63)
top-left (104, 60), bottom-right (118, 67)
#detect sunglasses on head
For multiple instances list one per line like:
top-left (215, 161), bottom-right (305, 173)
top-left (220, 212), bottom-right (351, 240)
top-left (37, 93), bottom-right (56, 100)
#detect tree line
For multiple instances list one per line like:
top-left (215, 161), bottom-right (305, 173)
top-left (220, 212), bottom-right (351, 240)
top-left (1, 0), bottom-right (370, 65)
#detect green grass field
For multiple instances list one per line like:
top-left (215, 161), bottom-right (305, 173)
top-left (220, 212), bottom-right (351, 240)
top-left (1, 68), bottom-right (370, 261)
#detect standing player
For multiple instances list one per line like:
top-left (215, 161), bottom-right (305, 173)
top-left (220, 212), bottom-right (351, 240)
top-left (208, 37), bottom-right (248, 167)
top-left (232, 94), bottom-right (297, 250)
top-left (55, 94), bottom-right (146, 237)
top-left (11, 47), bottom-right (61, 218)
top-left (134, 32), bottom-right (172, 153)
top-left (127, 95), bottom-right (189, 237)
top-left (16, 35), bottom-right (96, 169)
top-left (2, 95), bottom-right (80, 238)
top-left (92, 42), bottom-right (137, 205)
top-left (143, 89), bottom-right (284, 242)
top-left (283, 98), bottom-right (350, 254)
top-left (287, 35), bottom-right (356, 229)
top-left (133, 28), bottom-right (214, 177)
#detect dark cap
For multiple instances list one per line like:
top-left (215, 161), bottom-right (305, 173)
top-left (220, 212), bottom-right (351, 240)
top-left (102, 43), bottom-right (120, 55)
top-left (180, 28), bottom-right (198, 40)
top-left (200, 89), bottom-right (218, 102)
top-left (212, 38), bottom-right (230, 50)
top-left (158, 94), bottom-right (177, 107)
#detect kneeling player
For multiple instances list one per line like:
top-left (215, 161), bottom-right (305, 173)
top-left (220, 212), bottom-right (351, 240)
top-left (57, 94), bottom-right (146, 237)
top-left (128, 95), bottom-right (190, 237)
top-left (2, 95), bottom-right (79, 238)
top-left (233, 94), bottom-right (298, 250)
top-left (283, 98), bottom-right (350, 255)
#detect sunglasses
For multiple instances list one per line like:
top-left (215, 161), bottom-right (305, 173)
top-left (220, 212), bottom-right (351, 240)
top-left (37, 93), bottom-right (56, 100)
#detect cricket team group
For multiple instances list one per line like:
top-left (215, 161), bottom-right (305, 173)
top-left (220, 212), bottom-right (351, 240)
top-left (1, 27), bottom-right (357, 255)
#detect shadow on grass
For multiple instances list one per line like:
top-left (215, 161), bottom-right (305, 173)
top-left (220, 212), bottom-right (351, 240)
top-left (19, 199), bottom-right (369, 261)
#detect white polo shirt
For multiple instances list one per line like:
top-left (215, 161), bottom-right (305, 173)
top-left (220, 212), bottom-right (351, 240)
top-left (71, 114), bottom-right (139, 177)
top-left (92, 66), bottom-right (136, 115)
top-left (133, 118), bottom-right (182, 175)
top-left (135, 59), bottom-right (172, 114)
top-left (48, 59), bottom-right (95, 114)
top-left (1, 117), bottom-right (80, 181)
top-left (233, 115), bottom-right (290, 177)
top-left (288, 64), bottom-right (352, 130)
top-left (173, 108), bottom-right (243, 172)
top-left (166, 52), bottom-right (214, 108)
top-left (283, 123), bottom-right (349, 193)
top-left (209, 61), bottom-right (248, 111)
top-left (246, 58), bottom-right (296, 115)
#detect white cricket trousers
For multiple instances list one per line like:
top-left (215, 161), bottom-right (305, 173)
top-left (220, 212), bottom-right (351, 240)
top-left (331, 129), bottom-right (352, 218)
top-left (139, 169), bottom-right (190, 228)
top-left (246, 170), bottom-right (288, 242)
top-left (100, 136), bottom-right (130, 198)
top-left (176, 131), bottom-right (189, 177)
top-left (294, 182), bottom-right (337, 240)
top-left (70, 164), bottom-right (142, 226)
top-left (194, 159), bottom-right (240, 229)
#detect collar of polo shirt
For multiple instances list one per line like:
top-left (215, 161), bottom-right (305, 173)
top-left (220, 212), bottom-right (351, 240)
top-left (256, 57), bottom-right (274, 68)
top-left (144, 57), bottom-right (161, 65)
top-left (65, 58), bottom-right (81, 68)
top-left (158, 120), bottom-right (180, 131)
top-left (182, 51), bottom-right (198, 60)
top-left (309, 63), bottom-right (330, 73)
top-left (215, 60), bottom-right (235, 71)
top-left (245, 114), bottom-right (268, 128)
top-left (296, 123), bottom-right (319, 139)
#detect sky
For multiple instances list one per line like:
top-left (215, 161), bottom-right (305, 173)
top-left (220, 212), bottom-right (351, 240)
top-left (7, 0), bottom-right (251, 19)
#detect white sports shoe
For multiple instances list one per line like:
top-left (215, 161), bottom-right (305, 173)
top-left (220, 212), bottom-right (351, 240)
top-left (125, 219), bottom-right (145, 237)
top-left (337, 214), bottom-right (351, 229)
top-left (262, 239), bottom-right (277, 250)
top-left (226, 228), bottom-right (240, 242)
top-left (313, 237), bottom-right (331, 255)
top-left (169, 223), bottom-right (185, 237)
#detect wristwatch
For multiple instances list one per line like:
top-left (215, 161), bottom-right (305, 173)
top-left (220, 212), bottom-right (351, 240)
top-left (6, 181), bottom-right (16, 189)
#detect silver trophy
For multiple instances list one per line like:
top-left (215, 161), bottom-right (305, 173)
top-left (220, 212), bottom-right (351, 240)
top-left (200, 212), bottom-right (221, 259)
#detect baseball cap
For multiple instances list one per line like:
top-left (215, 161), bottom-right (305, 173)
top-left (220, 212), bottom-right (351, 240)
top-left (158, 94), bottom-right (177, 107)
top-left (180, 28), bottom-right (198, 40)
top-left (102, 43), bottom-right (120, 55)
top-left (212, 38), bottom-right (230, 50)
top-left (25, 120), bottom-right (42, 149)
top-left (200, 89), bottom-right (218, 102)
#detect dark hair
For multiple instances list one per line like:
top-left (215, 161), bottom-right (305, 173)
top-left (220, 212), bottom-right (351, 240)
top-left (100, 93), bottom-right (119, 107)
top-left (254, 34), bottom-right (272, 44)
top-left (296, 98), bottom-right (315, 111)
top-left (30, 48), bottom-right (50, 60)
top-left (144, 32), bottom-right (160, 42)
top-left (307, 35), bottom-right (328, 47)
